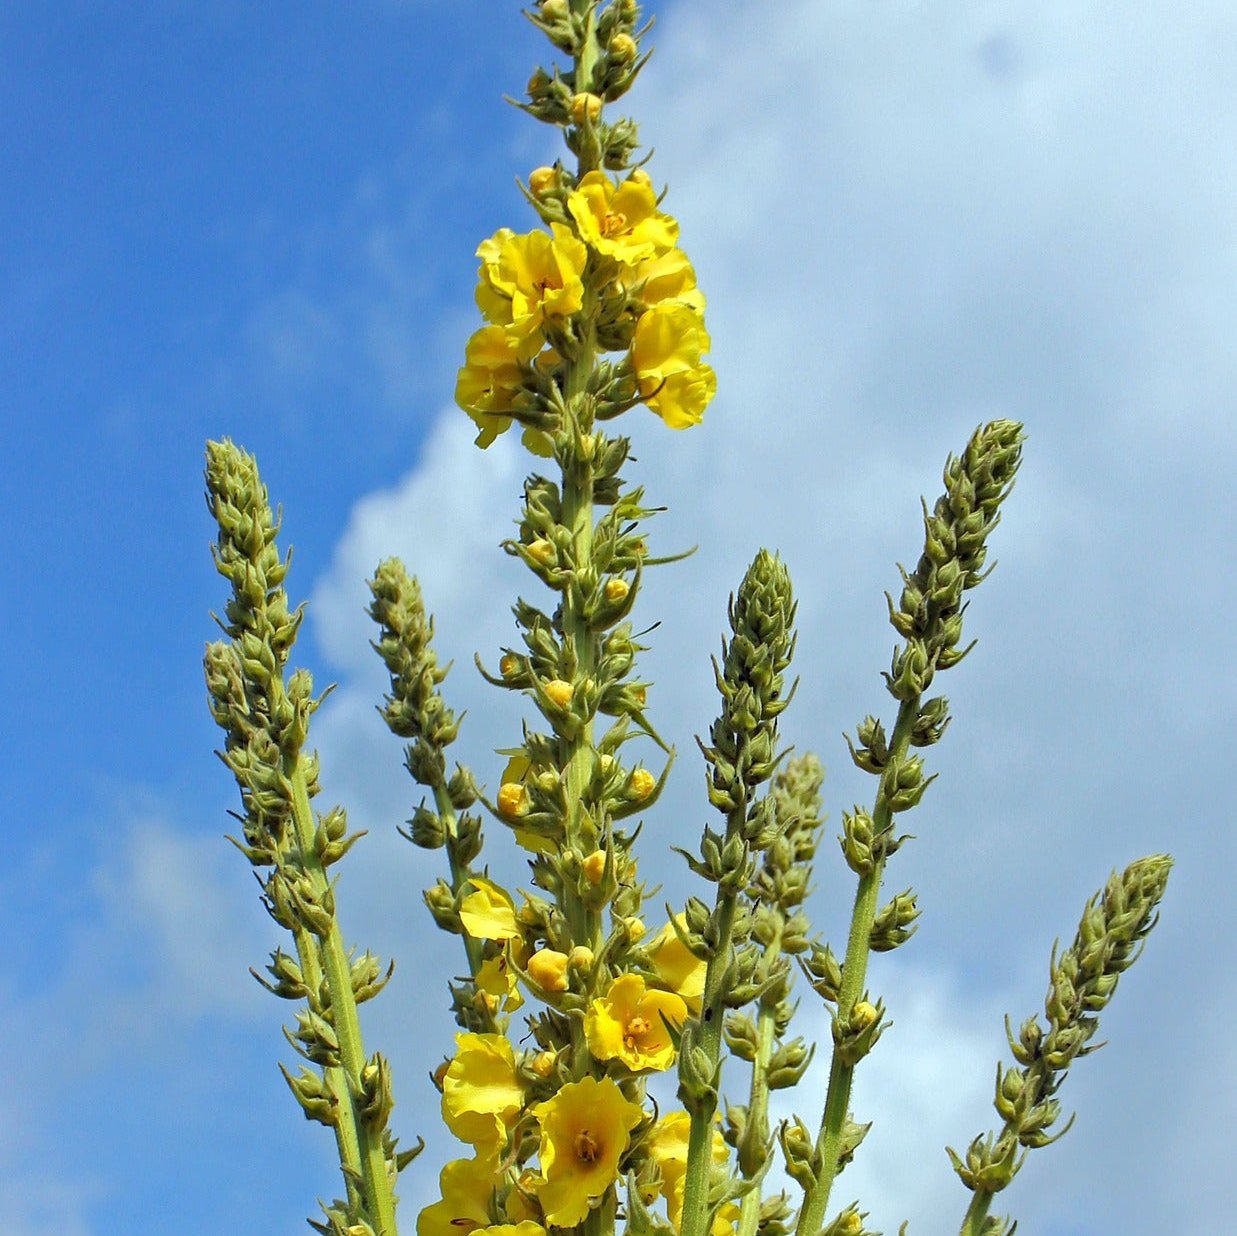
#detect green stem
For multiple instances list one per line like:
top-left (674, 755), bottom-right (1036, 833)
top-left (959, 1190), bottom-right (994, 1236)
top-left (736, 927), bottom-right (783, 1236)
top-left (289, 760), bottom-right (400, 1235)
top-left (433, 779), bottom-right (483, 979)
top-left (679, 883), bottom-right (741, 1236)
top-left (793, 697), bottom-right (918, 1236)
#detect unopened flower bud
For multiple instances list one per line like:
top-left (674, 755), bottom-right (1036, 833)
top-left (500, 652), bottom-right (521, 679)
top-left (582, 850), bottom-right (607, 885)
top-left (530, 1050), bottom-right (556, 1079)
top-left (627, 767), bottom-right (655, 801)
top-left (431, 1059), bottom-right (450, 1090)
top-left (544, 679), bottom-right (574, 709)
top-left (609, 32), bottom-right (637, 63)
top-left (528, 165), bottom-right (558, 196)
top-left (604, 577), bottom-right (630, 603)
top-left (497, 782), bottom-right (530, 819)
top-left (527, 948), bottom-right (571, 992)
top-left (528, 538), bottom-right (556, 566)
top-left (541, 0), bottom-right (569, 18)
top-left (851, 1000), bottom-right (879, 1032)
top-left (569, 945), bottom-right (595, 971)
top-left (571, 92), bottom-right (603, 125)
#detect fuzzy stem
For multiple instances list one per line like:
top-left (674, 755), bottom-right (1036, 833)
top-left (959, 1190), bottom-right (994, 1236)
top-left (679, 860), bottom-right (743, 1236)
top-left (794, 697), bottom-right (917, 1236)
top-left (287, 754), bottom-right (399, 1234)
top-left (736, 923), bottom-right (784, 1236)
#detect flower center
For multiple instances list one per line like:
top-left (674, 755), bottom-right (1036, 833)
top-left (575, 1129), bottom-right (601, 1163)
top-left (624, 1015), bottom-right (651, 1049)
top-left (603, 210), bottom-right (628, 237)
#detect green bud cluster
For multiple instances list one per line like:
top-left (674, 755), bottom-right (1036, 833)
top-left (521, 0), bottom-right (650, 173)
top-left (203, 441), bottom-right (414, 1235)
top-left (678, 551), bottom-right (800, 1236)
top-left (368, 557), bottom-right (490, 1016)
top-left (951, 855), bottom-right (1173, 1231)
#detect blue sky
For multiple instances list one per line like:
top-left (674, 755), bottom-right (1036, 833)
top-left (4, 3), bottom-right (1235, 1234)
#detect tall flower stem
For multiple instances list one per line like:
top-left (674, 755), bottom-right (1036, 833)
top-left (793, 699), bottom-right (915, 1236)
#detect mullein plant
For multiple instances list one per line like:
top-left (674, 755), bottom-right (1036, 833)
top-left (202, 3), bottom-right (1171, 1235)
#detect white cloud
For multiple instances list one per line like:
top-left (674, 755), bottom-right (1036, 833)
top-left (295, 0), bottom-right (1235, 1231)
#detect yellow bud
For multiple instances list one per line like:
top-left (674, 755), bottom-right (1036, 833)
top-left (627, 767), bottom-right (656, 801)
top-left (497, 782), bottom-right (530, 819)
top-left (505, 1183), bottom-right (541, 1225)
top-left (529, 165), bottom-right (558, 196)
top-left (571, 92), bottom-right (603, 125)
top-left (544, 679), bottom-right (574, 709)
top-left (500, 652), bottom-right (521, 678)
top-left (623, 917), bottom-right (647, 942)
top-left (477, 990), bottom-right (499, 1015)
top-left (541, 0), bottom-right (569, 18)
top-left (527, 948), bottom-right (571, 992)
top-left (530, 1050), bottom-right (556, 1079)
top-left (528, 537), bottom-right (556, 566)
top-left (569, 945), bottom-right (595, 970)
top-left (836, 1213), bottom-right (863, 1236)
top-left (535, 769), bottom-right (560, 794)
top-left (609, 32), bottom-right (637, 63)
top-left (431, 1059), bottom-right (450, 1090)
top-left (851, 1001), bottom-right (879, 1032)
top-left (633, 685), bottom-right (647, 705)
top-left (598, 752), bottom-right (616, 775)
top-left (604, 577), bottom-right (630, 603)
top-left (582, 850), bottom-right (607, 885)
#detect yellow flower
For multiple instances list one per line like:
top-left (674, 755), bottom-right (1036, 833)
top-left (533, 1076), bottom-right (645, 1226)
top-left (645, 1112), bottom-right (735, 1234)
top-left (505, 1172), bottom-right (544, 1224)
top-left (629, 247), bottom-right (705, 311)
top-left (567, 170), bottom-right (678, 268)
top-left (442, 1032), bottom-right (525, 1153)
top-left (456, 325), bottom-right (525, 448)
top-left (476, 950), bottom-right (524, 1014)
top-left (648, 915), bottom-right (706, 1014)
top-left (631, 302), bottom-right (716, 428)
top-left (460, 877), bottom-right (521, 942)
top-left (474, 1225), bottom-right (545, 1236)
top-left (475, 224), bottom-right (587, 357)
top-left (417, 1153), bottom-right (497, 1236)
top-left (527, 948), bottom-right (571, 993)
top-left (585, 973), bottom-right (686, 1072)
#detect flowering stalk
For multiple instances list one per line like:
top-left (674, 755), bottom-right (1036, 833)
top-left (676, 551), bottom-right (798, 1236)
top-left (728, 756), bottom-right (826, 1236)
top-left (952, 853), bottom-right (1173, 1236)
top-left (203, 441), bottom-right (414, 1236)
top-left (368, 560), bottom-right (489, 1019)
top-left (792, 421), bottom-right (1024, 1236)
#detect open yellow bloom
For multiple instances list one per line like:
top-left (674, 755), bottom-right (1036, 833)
top-left (533, 1076), bottom-right (645, 1227)
top-left (460, 876), bottom-right (521, 942)
top-left (645, 1112), bottom-right (735, 1235)
top-left (476, 950), bottom-right (524, 1014)
top-left (629, 246), bottom-right (705, 312)
top-left (442, 1032), bottom-right (525, 1153)
top-left (567, 170), bottom-right (678, 268)
top-left (417, 1153), bottom-right (498, 1236)
top-left (475, 224), bottom-right (587, 357)
top-left (456, 325), bottom-right (525, 447)
top-left (631, 301), bottom-right (716, 429)
top-left (585, 972), bottom-right (687, 1072)
top-left (648, 915), bottom-right (706, 1013)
